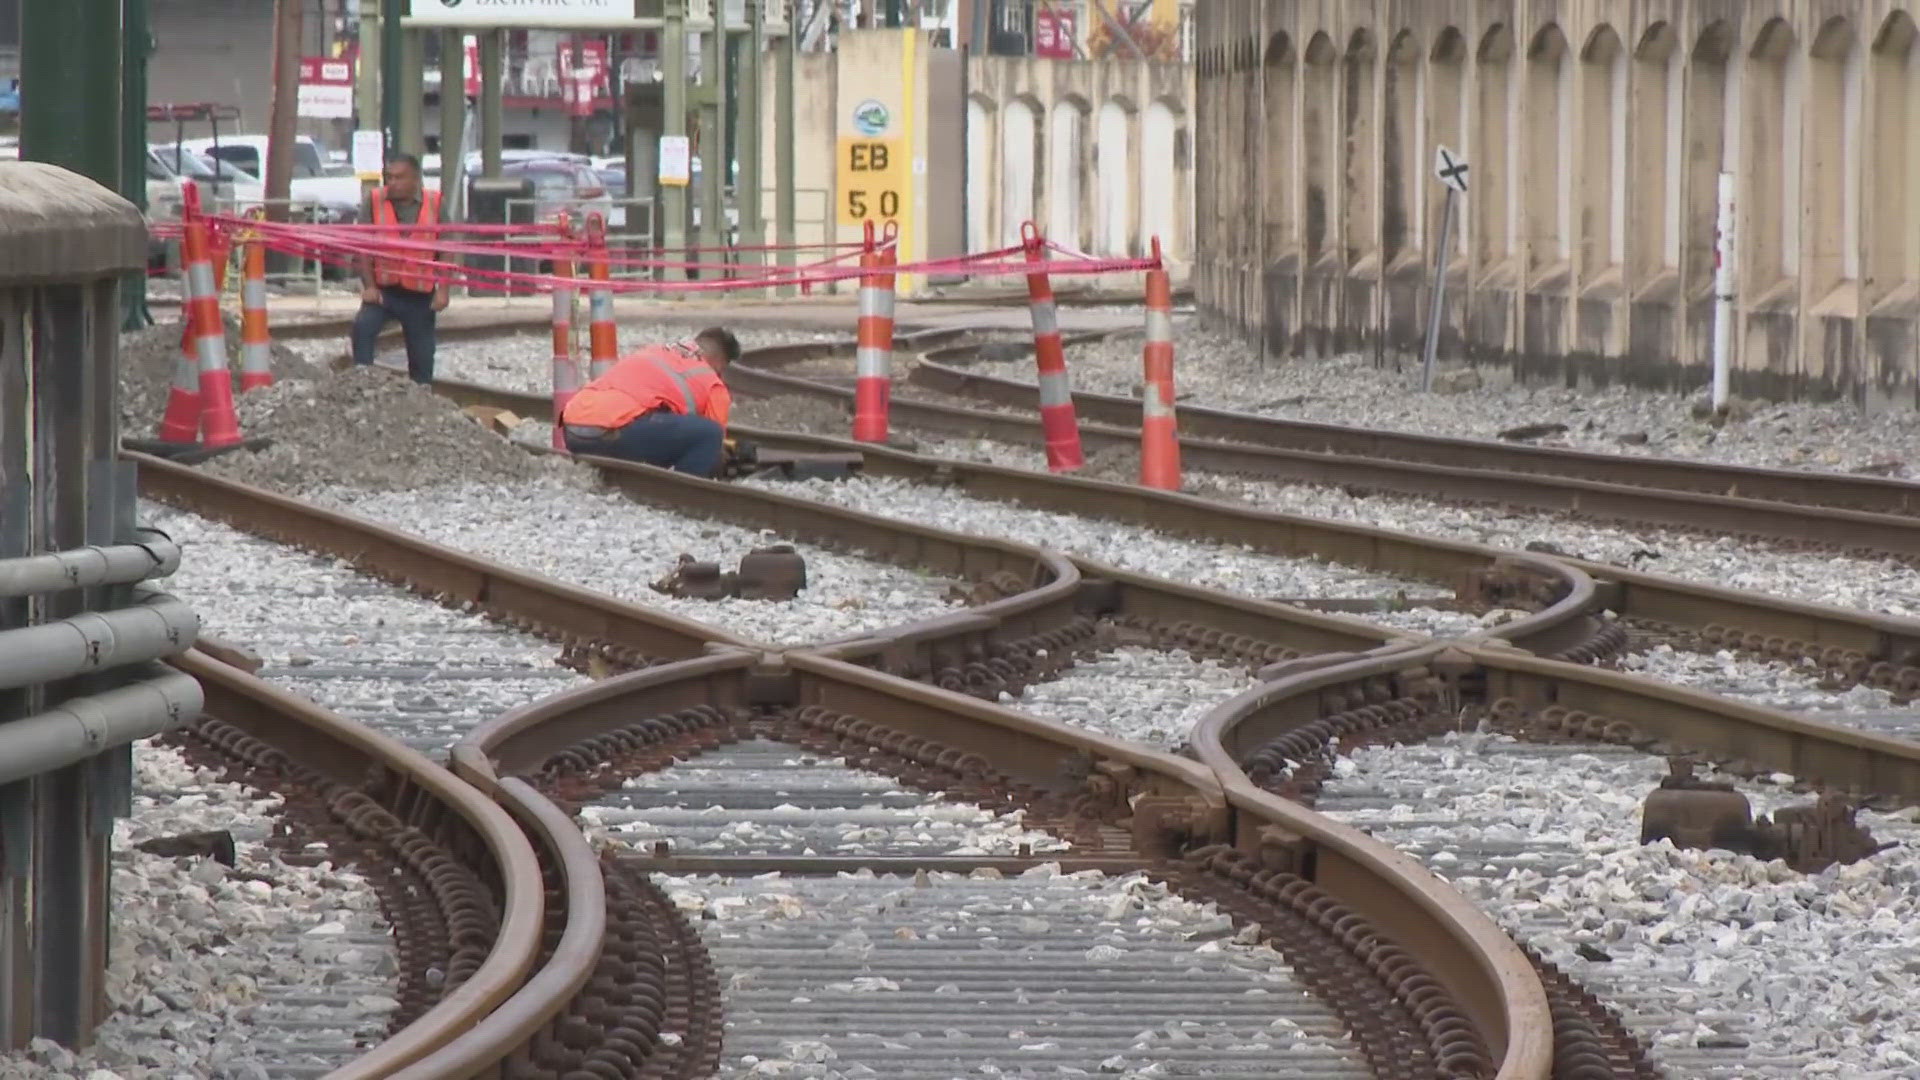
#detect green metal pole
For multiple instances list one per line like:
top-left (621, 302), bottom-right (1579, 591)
top-left (775, 17), bottom-right (795, 297)
top-left (696, 3), bottom-right (725, 279)
top-left (437, 30), bottom-right (465, 178)
top-left (479, 30), bottom-right (503, 177)
top-left (121, 0), bottom-right (154, 330)
top-left (381, 0), bottom-right (404, 155)
top-left (357, 0), bottom-right (382, 134)
top-left (662, 0), bottom-right (688, 282)
top-left (738, 0), bottom-right (763, 289)
top-left (22, 0), bottom-right (123, 186)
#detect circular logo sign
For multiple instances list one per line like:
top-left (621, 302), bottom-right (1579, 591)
top-left (438, 0), bottom-right (462, 7)
top-left (852, 99), bottom-right (891, 137)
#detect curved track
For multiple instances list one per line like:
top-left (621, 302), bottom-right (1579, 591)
top-left (124, 319), bottom-right (1920, 1079)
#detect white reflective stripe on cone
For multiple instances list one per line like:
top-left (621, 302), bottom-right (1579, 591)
top-left (195, 334), bottom-right (227, 373)
top-left (1145, 309), bottom-right (1174, 342)
top-left (1142, 385), bottom-right (1177, 419)
top-left (855, 346), bottom-right (889, 378)
top-left (590, 290), bottom-right (613, 322)
top-left (552, 358), bottom-right (583, 392)
top-left (186, 262), bottom-right (217, 301)
top-left (552, 288), bottom-right (574, 320)
top-left (858, 285), bottom-right (885, 317)
top-left (241, 343), bottom-right (272, 368)
top-left (1028, 299), bottom-right (1059, 337)
top-left (170, 353), bottom-right (199, 392)
top-left (1036, 369), bottom-right (1073, 408)
top-left (242, 279), bottom-right (268, 309)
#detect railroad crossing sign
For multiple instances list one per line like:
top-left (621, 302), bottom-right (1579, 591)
top-left (1434, 145), bottom-right (1469, 193)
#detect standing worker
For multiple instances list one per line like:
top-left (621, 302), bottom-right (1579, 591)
top-left (560, 328), bottom-right (740, 476)
top-left (351, 153), bottom-right (447, 383)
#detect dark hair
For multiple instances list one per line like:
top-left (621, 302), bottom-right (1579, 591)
top-left (386, 152), bottom-right (423, 175)
top-left (696, 327), bottom-right (741, 362)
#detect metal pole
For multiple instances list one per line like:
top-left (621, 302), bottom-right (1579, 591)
top-left (662, 0), bottom-right (689, 281)
top-left (438, 30), bottom-right (466, 198)
top-left (380, 0), bottom-right (403, 154)
top-left (696, 2), bottom-right (728, 277)
top-left (738, 0), bottom-right (764, 287)
top-left (479, 30), bottom-right (503, 178)
top-left (398, 28), bottom-right (426, 156)
top-left (1710, 171), bottom-right (1736, 413)
top-left (356, 0), bottom-right (382, 133)
top-left (1418, 187), bottom-right (1456, 393)
top-left (120, 0), bottom-right (153, 330)
top-left (21, 0), bottom-right (122, 186)
top-left (774, 15), bottom-right (796, 297)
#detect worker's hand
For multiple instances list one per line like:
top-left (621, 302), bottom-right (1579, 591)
top-left (431, 288), bottom-right (450, 313)
top-left (360, 284), bottom-right (381, 304)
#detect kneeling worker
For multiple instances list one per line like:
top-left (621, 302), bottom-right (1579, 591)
top-left (560, 327), bottom-right (741, 476)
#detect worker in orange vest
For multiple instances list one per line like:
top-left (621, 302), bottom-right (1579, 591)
top-left (351, 153), bottom-right (448, 383)
top-left (560, 328), bottom-right (741, 476)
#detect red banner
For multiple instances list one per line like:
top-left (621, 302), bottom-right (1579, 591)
top-left (558, 38), bottom-right (610, 117)
top-left (1035, 9), bottom-right (1076, 59)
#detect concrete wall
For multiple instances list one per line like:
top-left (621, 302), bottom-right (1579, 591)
top-left (1194, 0), bottom-right (1920, 409)
top-left (763, 29), bottom-right (1193, 295)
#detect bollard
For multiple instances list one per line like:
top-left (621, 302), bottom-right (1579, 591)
top-left (181, 183), bottom-right (242, 448)
top-left (1139, 237), bottom-right (1181, 490)
top-left (238, 223), bottom-right (273, 392)
top-left (851, 222), bottom-right (896, 443)
top-left (585, 213), bottom-right (617, 380)
top-left (551, 214), bottom-right (583, 450)
top-left (154, 323), bottom-right (203, 443)
top-left (1021, 222), bottom-right (1084, 472)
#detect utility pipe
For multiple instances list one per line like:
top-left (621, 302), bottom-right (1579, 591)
top-left (0, 532), bottom-right (180, 599)
top-left (0, 591), bottom-right (199, 692)
top-left (1710, 171), bottom-right (1736, 414)
top-left (0, 668), bottom-right (204, 787)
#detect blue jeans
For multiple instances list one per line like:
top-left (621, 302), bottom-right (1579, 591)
top-left (565, 412), bottom-right (725, 477)
top-left (351, 285), bottom-right (438, 383)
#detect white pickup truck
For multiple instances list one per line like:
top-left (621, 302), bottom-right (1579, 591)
top-left (175, 135), bottom-right (365, 223)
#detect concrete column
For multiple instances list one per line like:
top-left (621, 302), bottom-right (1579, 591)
top-left (737, 0), bottom-right (765, 281)
top-left (662, 0), bottom-right (689, 280)
top-left (774, 21), bottom-right (796, 295)
top-left (398, 28), bottom-right (426, 157)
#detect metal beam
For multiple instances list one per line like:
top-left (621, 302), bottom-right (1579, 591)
top-left (774, 13), bottom-right (796, 296)
top-left (21, 0), bottom-right (122, 186)
top-left (437, 28), bottom-right (466, 214)
top-left (119, 0), bottom-right (152, 330)
top-left (737, 0), bottom-right (765, 287)
top-left (479, 30), bottom-right (503, 178)
top-left (398, 28), bottom-right (426, 156)
top-left (380, 0), bottom-right (403, 154)
top-left (696, 3), bottom-right (728, 279)
top-left (661, 0), bottom-right (689, 281)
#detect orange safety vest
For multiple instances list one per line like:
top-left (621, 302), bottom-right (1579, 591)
top-left (370, 187), bottom-right (443, 293)
top-left (561, 344), bottom-right (732, 429)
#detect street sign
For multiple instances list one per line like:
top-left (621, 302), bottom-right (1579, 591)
top-left (1434, 145), bottom-right (1469, 193)
top-left (297, 57), bottom-right (354, 120)
top-left (658, 135), bottom-right (691, 187)
top-left (836, 136), bottom-right (905, 228)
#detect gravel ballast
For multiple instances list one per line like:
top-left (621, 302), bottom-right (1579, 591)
top-left (310, 482), bottom-right (964, 647)
top-left (1317, 733), bottom-right (1920, 1078)
top-left (863, 430), bottom-right (1920, 621)
top-left (143, 501), bottom-right (585, 755)
top-left (742, 474), bottom-right (1442, 604)
top-left (1005, 319), bottom-right (1920, 476)
top-left (0, 742), bottom-right (396, 1080)
top-left (1005, 646), bottom-right (1262, 750)
top-left (120, 318), bottom-right (326, 436)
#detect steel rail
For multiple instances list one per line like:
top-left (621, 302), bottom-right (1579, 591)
top-left (450, 647), bottom-right (1556, 1079)
top-left (905, 338), bottom-right (1920, 517)
top-left (167, 648), bottom-right (546, 1080)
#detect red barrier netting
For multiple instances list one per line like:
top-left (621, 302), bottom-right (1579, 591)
top-left (147, 210), bottom-right (1162, 293)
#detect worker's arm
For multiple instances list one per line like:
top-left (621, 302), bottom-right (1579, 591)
top-left (703, 383), bottom-right (732, 429)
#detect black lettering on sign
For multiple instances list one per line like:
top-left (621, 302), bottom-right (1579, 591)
top-left (849, 142), bottom-right (890, 171)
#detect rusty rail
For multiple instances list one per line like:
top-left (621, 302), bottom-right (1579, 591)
top-left (167, 648), bottom-right (546, 1080)
top-left (907, 337), bottom-right (1920, 518)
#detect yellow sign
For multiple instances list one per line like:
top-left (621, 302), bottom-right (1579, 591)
top-left (836, 136), bottom-right (906, 228)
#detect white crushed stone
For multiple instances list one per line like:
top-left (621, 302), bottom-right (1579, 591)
top-left (1000, 646), bottom-right (1260, 749)
top-left (0, 742), bottom-right (395, 1080)
top-left (1002, 319), bottom-right (1920, 476)
top-left (310, 481), bottom-right (964, 647)
top-left (142, 500), bottom-right (586, 755)
top-left (1318, 731), bottom-right (1920, 1078)
top-left (742, 474), bottom-right (1442, 603)
top-left (876, 431), bottom-right (1920, 621)
top-left (671, 865), bottom-right (1367, 1080)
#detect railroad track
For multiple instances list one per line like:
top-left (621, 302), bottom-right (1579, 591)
top-left (424, 335), bottom-right (1920, 709)
top-left (104, 322), bottom-right (1920, 1078)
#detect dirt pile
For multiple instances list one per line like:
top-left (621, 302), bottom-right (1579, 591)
top-left (119, 315), bottom-right (325, 435)
top-left (200, 364), bottom-right (586, 495)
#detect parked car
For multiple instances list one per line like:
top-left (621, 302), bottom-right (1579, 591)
top-left (177, 135), bottom-right (362, 222)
